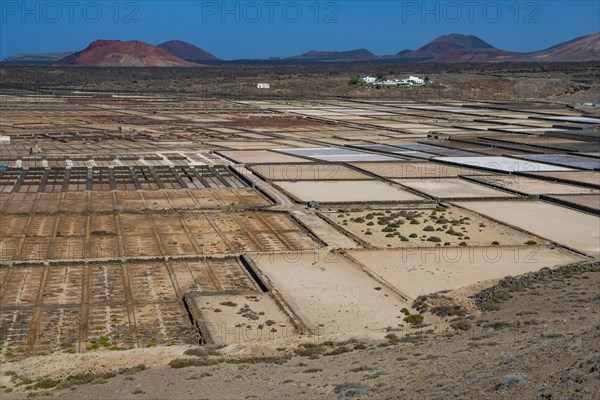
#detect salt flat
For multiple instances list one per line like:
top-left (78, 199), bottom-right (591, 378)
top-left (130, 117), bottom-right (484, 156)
top-left (348, 247), bottom-right (585, 299)
top-left (454, 200), bottom-right (600, 256)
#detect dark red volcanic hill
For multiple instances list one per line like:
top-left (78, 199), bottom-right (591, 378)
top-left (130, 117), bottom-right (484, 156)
top-left (158, 40), bottom-right (219, 61)
top-left (397, 34), bottom-right (494, 60)
top-left (430, 33), bottom-right (600, 63)
top-left (55, 40), bottom-right (199, 67)
top-left (288, 49), bottom-right (378, 61)
top-left (519, 33), bottom-right (600, 62)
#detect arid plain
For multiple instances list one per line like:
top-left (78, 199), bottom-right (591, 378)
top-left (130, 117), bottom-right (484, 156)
top-left (0, 65), bottom-right (598, 399)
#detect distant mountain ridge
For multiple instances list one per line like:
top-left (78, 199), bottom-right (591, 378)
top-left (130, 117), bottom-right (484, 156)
top-left (286, 33), bottom-right (598, 62)
top-left (395, 33), bottom-right (599, 63)
top-left (518, 32), bottom-right (600, 62)
top-left (288, 49), bottom-right (378, 61)
top-left (3, 33), bottom-right (598, 65)
top-left (3, 52), bottom-right (75, 64)
top-left (158, 40), bottom-right (219, 61)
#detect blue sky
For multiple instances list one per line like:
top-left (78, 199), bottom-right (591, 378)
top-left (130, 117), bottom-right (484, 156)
top-left (1, 1), bottom-right (599, 60)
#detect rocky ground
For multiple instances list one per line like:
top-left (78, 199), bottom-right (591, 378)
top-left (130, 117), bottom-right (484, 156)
top-left (1, 62), bottom-right (599, 106)
top-left (1, 261), bottom-right (597, 400)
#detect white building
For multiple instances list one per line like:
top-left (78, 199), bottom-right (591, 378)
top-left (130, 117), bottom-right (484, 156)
top-left (0, 136), bottom-right (10, 145)
top-left (370, 80), bottom-right (399, 88)
top-left (398, 76), bottom-right (426, 86)
top-left (361, 76), bottom-right (378, 84)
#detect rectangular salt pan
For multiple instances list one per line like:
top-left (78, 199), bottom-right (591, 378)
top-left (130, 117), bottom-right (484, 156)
top-left (516, 154), bottom-right (600, 170)
top-left (538, 116), bottom-right (600, 124)
top-left (279, 148), bottom-right (396, 162)
top-left (436, 156), bottom-right (573, 172)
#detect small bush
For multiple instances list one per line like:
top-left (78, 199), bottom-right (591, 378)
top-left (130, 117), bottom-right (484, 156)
top-left (403, 314), bottom-right (424, 324)
top-left (486, 321), bottom-right (512, 330)
top-left (541, 332), bottom-right (564, 339)
top-left (384, 334), bottom-right (400, 344)
top-left (349, 365), bottom-right (374, 373)
top-left (324, 346), bottom-right (351, 356)
top-left (334, 382), bottom-right (371, 398)
top-left (412, 296), bottom-right (429, 312)
top-left (169, 358), bottom-right (218, 369)
top-left (583, 353), bottom-right (600, 365)
top-left (482, 303), bottom-right (501, 311)
top-left (430, 305), bottom-right (465, 317)
top-left (184, 348), bottom-right (210, 358)
top-left (223, 356), bottom-right (289, 365)
top-left (303, 368), bottom-right (322, 373)
top-left (495, 373), bottom-right (526, 390)
top-left (31, 379), bottom-right (60, 390)
top-left (294, 343), bottom-right (326, 358)
top-left (450, 319), bottom-right (471, 331)
top-left (59, 372), bottom-right (116, 389)
top-left (364, 370), bottom-right (388, 380)
top-left (348, 76), bottom-right (361, 86)
top-left (118, 364), bottom-right (146, 375)
top-left (569, 370), bottom-right (583, 382)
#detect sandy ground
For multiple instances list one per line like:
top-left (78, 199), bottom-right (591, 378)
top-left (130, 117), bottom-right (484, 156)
top-left (0, 345), bottom-right (190, 383)
top-left (397, 178), bottom-right (517, 199)
top-left (1, 66), bottom-right (599, 399)
top-left (436, 156), bottom-right (573, 173)
top-left (530, 171), bottom-right (600, 186)
top-left (324, 206), bottom-right (544, 248)
top-left (544, 194), bottom-right (600, 211)
top-left (274, 180), bottom-right (424, 203)
top-left (350, 161), bottom-right (488, 179)
top-left (251, 251), bottom-right (410, 337)
top-left (468, 175), bottom-right (600, 195)
top-left (347, 246), bottom-right (585, 299)
top-left (189, 292), bottom-right (297, 345)
top-left (454, 200), bottom-right (600, 256)
top-left (1, 269), bottom-right (598, 400)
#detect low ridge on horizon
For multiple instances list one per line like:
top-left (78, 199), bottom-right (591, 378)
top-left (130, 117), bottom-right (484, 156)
top-left (288, 48), bottom-right (378, 61)
top-left (158, 40), bottom-right (220, 62)
top-left (3, 33), bottom-right (598, 65)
